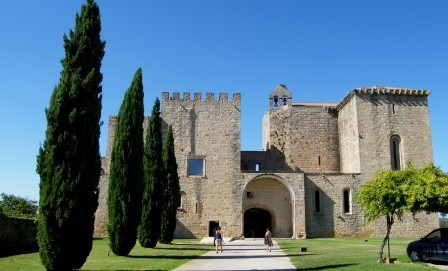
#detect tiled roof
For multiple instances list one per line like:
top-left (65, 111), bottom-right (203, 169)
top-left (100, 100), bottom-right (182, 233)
top-left (337, 85), bottom-right (430, 110)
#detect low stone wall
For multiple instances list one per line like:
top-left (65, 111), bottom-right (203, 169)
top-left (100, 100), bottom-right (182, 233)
top-left (0, 212), bottom-right (38, 256)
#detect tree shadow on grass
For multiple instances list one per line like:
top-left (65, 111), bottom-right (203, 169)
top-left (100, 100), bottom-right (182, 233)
top-left (287, 253), bottom-right (319, 257)
top-left (168, 243), bottom-right (214, 247)
top-left (126, 255), bottom-right (201, 260)
top-left (298, 263), bottom-right (357, 270)
top-left (127, 254), bottom-right (311, 260)
top-left (153, 247), bottom-right (212, 251)
top-left (82, 270), bottom-right (164, 271)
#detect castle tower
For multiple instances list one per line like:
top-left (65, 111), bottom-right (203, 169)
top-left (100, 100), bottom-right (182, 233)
top-left (336, 86), bottom-right (437, 237)
top-left (337, 86), bottom-right (433, 178)
top-left (263, 84), bottom-right (340, 172)
top-left (160, 92), bottom-right (243, 238)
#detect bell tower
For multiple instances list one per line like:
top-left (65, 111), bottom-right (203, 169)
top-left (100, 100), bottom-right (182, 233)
top-left (269, 84), bottom-right (292, 108)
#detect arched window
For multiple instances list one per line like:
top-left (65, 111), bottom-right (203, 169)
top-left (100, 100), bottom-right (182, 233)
top-left (255, 163), bottom-right (260, 172)
top-left (343, 189), bottom-right (351, 214)
top-left (390, 135), bottom-right (402, 170)
top-left (273, 95), bottom-right (279, 108)
top-left (314, 190), bottom-right (321, 213)
top-left (282, 96), bottom-right (287, 106)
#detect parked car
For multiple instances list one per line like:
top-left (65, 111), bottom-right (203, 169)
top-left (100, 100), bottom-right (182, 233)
top-left (407, 228), bottom-right (448, 262)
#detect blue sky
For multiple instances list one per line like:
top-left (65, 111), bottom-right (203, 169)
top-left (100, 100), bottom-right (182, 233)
top-left (0, 1), bottom-right (447, 201)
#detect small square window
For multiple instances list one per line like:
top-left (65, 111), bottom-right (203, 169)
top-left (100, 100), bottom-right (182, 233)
top-left (247, 192), bottom-right (254, 198)
top-left (188, 159), bottom-right (204, 176)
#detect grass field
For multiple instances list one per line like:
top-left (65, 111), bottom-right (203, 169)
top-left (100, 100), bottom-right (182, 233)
top-left (0, 238), bottom-right (212, 271)
top-left (278, 237), bottom-right (441, 270)
top-left (0, 237), bottom-right (445, 270)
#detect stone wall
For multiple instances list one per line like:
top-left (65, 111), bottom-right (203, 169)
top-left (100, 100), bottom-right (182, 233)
top-left (161, 92), bottom-right (243, 238)
top-left (241, 151), bottom-right (269, 171)
top-left (263, 104), bottom-right (340, 173)
top-left (304, 173), bottom-right (363, 237)
top-left (353, 91), bottom-right (433, 181)
top-left (94, 156), bottom-right (110, 236)
top-left (336, 88), bottom-right (437, 238)
top-left (0, 212), bottom-right (38, 256)
top-left (338, 93), bottom-right (361, 173)
top-left (94, 116), bottom-right (150, 236)
top-left (363, 212), bottom-right (439, 238)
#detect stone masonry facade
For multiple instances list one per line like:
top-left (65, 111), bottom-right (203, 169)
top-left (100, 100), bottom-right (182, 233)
top-left (94, 84), bottom-right (438, 239)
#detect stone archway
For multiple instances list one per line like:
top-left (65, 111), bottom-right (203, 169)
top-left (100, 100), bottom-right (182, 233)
top-left (244, 208), bottom-right (271, 238)
top-left (243, 175), bottom-right (293, 237)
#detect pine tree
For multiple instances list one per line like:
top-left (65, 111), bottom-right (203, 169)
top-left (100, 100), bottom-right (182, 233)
top-left (36, 0), bottom-right (105, 269)
top-left (107, 68), bottom-right (144, 256)
top-left (160, 126), bottom-right (180, 244)
top-left (138, 98), bottom-right (163, 248)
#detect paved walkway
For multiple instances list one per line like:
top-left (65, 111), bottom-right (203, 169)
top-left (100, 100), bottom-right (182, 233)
top-left (172, 238), bottom-right (297, 271)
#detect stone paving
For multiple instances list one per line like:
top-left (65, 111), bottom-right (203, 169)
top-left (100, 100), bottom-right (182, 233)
top-left (172, 239), bottom-right (296, 271)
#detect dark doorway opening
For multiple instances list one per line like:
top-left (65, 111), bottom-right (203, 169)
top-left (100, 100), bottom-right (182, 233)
top-left (209, 221), bottom-right (219, 237)
top-left (244, 208), bottom-right (272, 238)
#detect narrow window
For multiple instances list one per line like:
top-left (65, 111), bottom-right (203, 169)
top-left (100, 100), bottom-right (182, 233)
top-left (318, 156), bottom-right (321, 166)
top-left (314, 190), bottom-right (321, 213)
top-left (188, 159), bottom-right (204, 176)
top-left (343, 189), bottom-right (351, 213)
top-left (255, 163), bottom-right (260, 172)
top-left (179, 192), bottom-right (183, 209)
top-left (282, 96), bottom-right (287, 105)
top-left (392, 104), bottom-right (395, 114)
top-left (390, 136), bottom-right (401, 170)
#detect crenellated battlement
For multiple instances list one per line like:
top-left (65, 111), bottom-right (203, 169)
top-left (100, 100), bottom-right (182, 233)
top-left (162, 92), bottom-right (241, 102)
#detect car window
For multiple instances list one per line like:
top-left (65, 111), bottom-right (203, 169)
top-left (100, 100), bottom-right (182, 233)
top-left (442, 229), bottom-right (448, 242)
top-left (426, 230), bottom-right (442, 242)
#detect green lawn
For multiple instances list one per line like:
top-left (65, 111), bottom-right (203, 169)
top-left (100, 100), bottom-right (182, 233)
top-left (277, 237), bottom-right (441, 270)
top-left (1, 237), bottom-right (445, 270)
top-left (0, 238), bottom-right (212, 271)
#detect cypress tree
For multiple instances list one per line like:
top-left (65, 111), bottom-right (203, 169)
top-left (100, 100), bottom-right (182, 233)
top-left (160, 125), bottom-right (180, 244)
top-left (107, 68), bottom-right (144, 256)
top-left (138, 98), bottom-right (163, 248)
top-left (36, 0), bottom-right (105, 270)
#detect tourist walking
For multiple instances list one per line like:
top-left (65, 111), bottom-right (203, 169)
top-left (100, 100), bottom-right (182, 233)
top-left (264, 228), bottom-right (273, 252)
top-left (215, 226), bottom-right (224, 253)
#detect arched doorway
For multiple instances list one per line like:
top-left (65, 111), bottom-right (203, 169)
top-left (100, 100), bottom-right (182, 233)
top-left (244, 208), bottom-right (271, 238)
top-left (242, 175), bottom-right (293, 237)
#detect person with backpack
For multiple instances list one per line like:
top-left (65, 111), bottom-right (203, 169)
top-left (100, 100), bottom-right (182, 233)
top-left (265, 228), bottom-right (273, 252)
top-left (215, 226), bottom-right (224, 253)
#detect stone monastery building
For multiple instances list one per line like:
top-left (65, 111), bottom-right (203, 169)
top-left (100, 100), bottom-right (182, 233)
top-left (94, 84), bottom-right (438, 239)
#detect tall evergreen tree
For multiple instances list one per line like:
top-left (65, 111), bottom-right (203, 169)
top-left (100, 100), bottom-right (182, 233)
top-left (36, 0), bottom-right (105, 269)
top-left (138, 98), bottom-right (163, 248)
top-left (160, 126), bottom-right (180, 244)
top-left (107, 68), bottom-right (144, 256)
